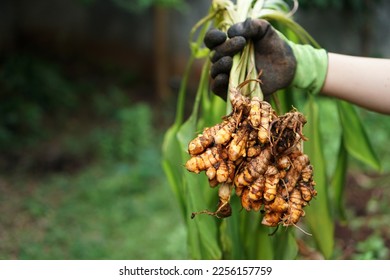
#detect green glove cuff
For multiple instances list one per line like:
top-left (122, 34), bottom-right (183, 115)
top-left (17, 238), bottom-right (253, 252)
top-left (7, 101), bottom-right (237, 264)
top-left (288, 42), bottom-right (328, 95)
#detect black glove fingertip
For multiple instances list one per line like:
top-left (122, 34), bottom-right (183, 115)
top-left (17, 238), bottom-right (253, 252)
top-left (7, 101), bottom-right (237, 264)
top-left (214, 36), bottom-right (246, 57)
top-left (210, 56), bottom-right (232, 78)
top-left (212, 73), bottom-right (229, 99)
top-left (204, 28), bottom-right (227, 49)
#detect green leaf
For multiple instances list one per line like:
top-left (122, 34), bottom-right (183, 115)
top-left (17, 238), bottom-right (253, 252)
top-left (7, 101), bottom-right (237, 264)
top-left (161, 123), bottom-right (187, 218)
top-left (272, 88), bottom-right (296, 114)
top-left (190, 43), bottom-right (210, 59)
top-left (330, 138), bottom-right (348, 221)
top-left (272, 228), bottom-right (298, 259)
top-left (260, 12), bottom-right (320, 47)
top-left (303, 96), bottom-right (334, 259)
top-left (161, 53), bottom-right (196, 218)
top-left (220, 196), bottom-right (246, 260)
top-left (177, 116), bottom-right (222, 259)
top-left (262, 0), bottom-right (290, 12)
top-left (184, 171), bottom-right (222, 259)
top-left (337, 101), bottom-right (381, 171)
top-left (176, 60), bottom-right (222, 259)
top-left (201, 94), bottom-right (226, 128)
top-left (189, 8), bottom-right (214, 58)
top-left (236, 210), bottom-right (274, 260)
top-left (252, 225), bottom-right (275, 259)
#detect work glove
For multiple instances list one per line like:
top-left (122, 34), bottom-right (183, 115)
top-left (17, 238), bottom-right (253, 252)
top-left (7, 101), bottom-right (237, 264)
top-left (204, 18), bottom-right (328, 98)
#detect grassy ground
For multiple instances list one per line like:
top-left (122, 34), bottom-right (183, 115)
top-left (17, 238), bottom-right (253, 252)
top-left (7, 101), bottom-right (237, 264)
top-left (0, 159), bottom-right (187, 259)
top-left (0, 106), bottom-right (188, 259)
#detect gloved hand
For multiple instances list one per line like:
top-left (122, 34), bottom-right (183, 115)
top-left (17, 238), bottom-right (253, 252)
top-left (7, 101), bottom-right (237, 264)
top-left (204, 18), bottom-right (328, 98)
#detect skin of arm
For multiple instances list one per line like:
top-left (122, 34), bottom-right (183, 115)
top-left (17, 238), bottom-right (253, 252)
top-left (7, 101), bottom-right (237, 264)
top-left (321, 53), bottom-right (390, 115)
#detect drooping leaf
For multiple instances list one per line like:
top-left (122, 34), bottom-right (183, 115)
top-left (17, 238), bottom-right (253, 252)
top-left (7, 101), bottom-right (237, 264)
top-left (176, 110), bottom-right (222, 259)
top-left (337, 101), bottom-right (381, 171)
top-left (252, 225), bottom-right (275, 259)
top-left (190, 43), bottom-right (210, 59)
top-left (237, 210), bottom-right (275, 260)
top-left (220, 196), bottom-right (246, 260)
top-left (303, 96), bottom-right (334, 259)
top-left (161, 51), bottom-right (196, 218)
top-left (161, 124), bottom-right (187, 218)
top-left (183, 168), bottom-right (222, 259)
top-left (176, 59), bottom-right (223, 259)
top-left (273, 228), bottom-right (298, 260)
top-left (330, 138), bottom-right (348, 221)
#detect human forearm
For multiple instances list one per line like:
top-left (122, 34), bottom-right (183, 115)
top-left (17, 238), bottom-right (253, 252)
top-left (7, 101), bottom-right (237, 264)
top-left (321, 53), bottom-right (390, 114)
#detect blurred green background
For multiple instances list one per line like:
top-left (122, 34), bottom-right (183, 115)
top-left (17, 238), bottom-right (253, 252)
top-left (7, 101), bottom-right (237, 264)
top-left (0, 0), bottom-right (389, 259)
